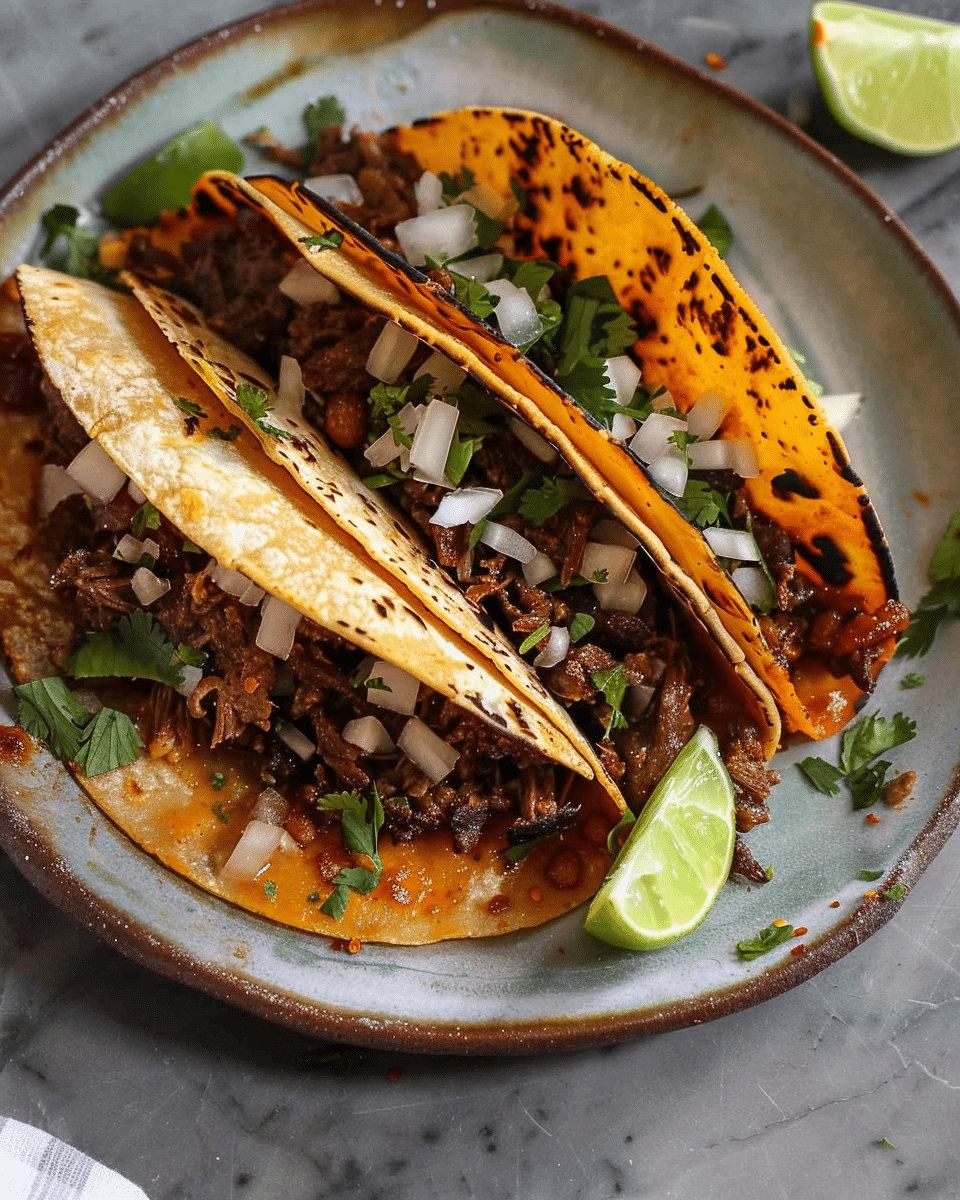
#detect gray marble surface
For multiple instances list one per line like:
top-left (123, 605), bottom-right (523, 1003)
top-left (2, 1), bottom-right (960, 1197)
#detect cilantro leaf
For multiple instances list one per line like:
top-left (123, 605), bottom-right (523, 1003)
top-left (509, 259), bottom-right (559, 304)
top-left (839, 712), bottom-right (916, 778)
top-left (298, 230), bottom-right (344, 251)
top-left (850, 759), bottom-right (893, 811)
top-left (72, 706), bottom-right (143, 777)
top-left (901, 672), bottom-right (925, 689)
top-left (302, 95), bottom-right (346, 161)
top-left (174, 395), bottom-right (207, 419)
top-left (591, 664), bottom-right (629, 735)
top-left (696, 203), bottom-right (734, 257)
top-left (929, 510), bottom-right (960, 580)
top-left (519, 476), bottom-right (572, 526)
top-left (897, 511), bottom-right (960, 658)
top-left (857, 869), bottom-right (883, 881)
top-left (67, 609), bottom-right (184, 687)
top-left (131, 502), bottom-right (160, 539)
top-left (736, 922), bottom-right (794, 960)
top-left (569, 612), bottom-right (596, 644)
top-left (315, 787), bottom-right (385, 917)
top-left (207, 424), bottom-right (242, 442)
top-left (235, 381), bottom-right (290, 440)
top-left (449, 271), bottom-right (499, 319)
top-left (797, 755), bottom-right (845, 796)
top-left (674, 479), bottom-right (731, 528)
top-left (14, 676), bottom-right (90, 761)
top-left (444, 433), bottom-right (483, 487)
top-left (320, 884), bottom-right (350, 920)
top-left (518, 625), bottom-right (550, 654)
top-left (39, 204), bottom-right (113, 283)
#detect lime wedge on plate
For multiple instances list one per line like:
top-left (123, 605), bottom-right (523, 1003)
top-left (810, 2), bottom-right (960, 155)
top-left (584, 725), bottom-right (736, 951)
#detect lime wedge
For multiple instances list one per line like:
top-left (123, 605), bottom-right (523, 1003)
top-left (810, 2), bottom-right (960, 155)
top-left (584, 726), bottom-right (736, 950)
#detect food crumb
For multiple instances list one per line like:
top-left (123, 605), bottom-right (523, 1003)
top-left (387, 1065), bottom-right (402, 1082)
top-left (348, 937), bottom-right (362, 955)
top-left (883, 770), bottom-right (916, 808)
top-left (705, 51), bottom-right (727, 70)
top-left (528, 886), bottom-right (543, 903)
top-left (866, 813), bottom-right (882, 825)
top-left (830, 900), bottom-right (841, 909)
top-left (790, 943), bottom-right (806, 956)
top-left (793, 926), bottom-right (808, 937)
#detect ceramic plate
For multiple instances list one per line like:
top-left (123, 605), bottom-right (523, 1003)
top-left (1, 0), bottom-right (958, 1055)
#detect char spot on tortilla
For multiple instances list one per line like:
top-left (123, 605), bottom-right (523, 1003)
top-left (711, 273), bottom-right (734, 304)
top-left (798, 534), bottom-right (852, 586)
top-left (628, 175), bottom-right (668, 214)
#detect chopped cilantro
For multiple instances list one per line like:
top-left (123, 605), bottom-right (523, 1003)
top-left (444, 433), bottom-right (483, 487)
top-left (487, 468), bottom-right (543, 521)
top-left (674, 479), bottom-right (731, 528)
top-left (173, 395), bottom-right (207, 419)
top-left (438, 166), bottom-right (476, 200)
top-left (876, 1138), bottom-right (897, 1151)
top-left (212, 800), bottom-right (229, 824)
top-left (568, 612), bottom-right (596, 644)
top-left (131, 502), bottom-right (160, 539)
top-left (798, 710), bottom-right (916, 809)
top-left (235, 381), bottom-right (290, 440)
top-left (364, 677), bottom-right (390, 692)
top-left (207, 424), bottom-right (242, 442)
top-left (518, 475), bottom-right (590, 526)
top-left (211, 771), bottom-right (227, 790)
top-left (696, 203), bottom-right (733, 258)
top-left (176, 643), bottom-right (206, 668)
top-left (857, 869), bottom-right (883, 881)
top-left (509, 259), bottom-right (559, 304)
top-left (736, 921), bottom-right (794, 960)
top-left (590, 569), bottom-right (609, 584)
top-left (317, 787), bottom-right (385, 918)
top-left (518, 625), bottom-right (550, 655)
top-left (591, 664), bottom-right (629, 735)
top-left (67, 609), bottom-right (184, 688)
top-left (882, 884), bottom-right (907, 901)
top-left (302, 95), bottom-right (346, 161)
top-left (298, 230), bottom-right (344, 251)
top-left (896, 510), bottom-right (960, 658)
top-left (263, 879), bottom-right (278, 901)
top-left (901, 672), bottom-right (925, 689)
top-left (182, 538), bottom-right (204, 554)
top-left (448, 271), bottom-right (499, 319)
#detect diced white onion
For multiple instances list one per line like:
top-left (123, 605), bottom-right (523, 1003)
top-left (305, 173), bottom-right (364, 206)
top-left (341, 715), bottom-right (395, 755)
top-left (366, 321), bottom-right (419, 384)
top-left (478, 521), bottom-right (537, 564)
top-left (458, 181), bottom-right (509, 220)
top-left (114, 534), bottom-right (144, 564)
top-left (485, 278), bottom-right (542, 346)
top-left (415, 170), bottom-right (443, 214)
top-left (409, 398), bottom-right (459, 479)
top-left (127, 480), bottom-right (147, 505)
top-left (252, 787), bottom-right (289, 826)
top-left (523, 551), bottom-right (556, 586)
top-left (66, 439), bottom-right (127, 503)
top-left (687, 437), bottom-right (760, 479)
top-left (604, 355), bottom-right (642, 405)
top-left (397, 716), bottom-right (460, 784)
top-left (276, 355), bottom-right (305, 419)
top-left (219, 819), bottom-right (284, 881)
top-left (175, 664), bottom-right (203, 699)
top-left (651, 388), bottom-right (677, 411)
top-left (141, 538), bottom-right (160, 561)
top-left (278, 258), bottom-right (339, 307)
top-left (430, 487), bottom-right (502, 528)
top-left (255, 594), bottom-right (301, 660)
top-left (647, 446), bottom-right (688, 497)
top-left (624, 682), bottom-right (656, 719)
top-left (580, 541), bottom-right (636, 585)
top-left (132, 567), bottom-right (170, 607)
top-left (414, 350), bottom-right (467, 394)
top-left (508, 416), bottom-right (558, 463)
top-left (687, 389), bottom-right (729, 439)
top-left (533, 625), bottom-right (570, 669)
top-left (704, 526), bottom-right (761, 561)
top-left (590, 518), bottom-right (639, 549)
top-left (732, 565), bottom-right (776, 610)
top-left (365, 660), bottom-right (421, 716)
top-left (276, 721), bottom-right (316, 761)
top-left (629, 412), bottom-right (687, 465)
top-left (239, 580), bottom-right (265, 607)
top-left (208, 561), bottom-right (251, 598)
top-left (610, 412), bottom-right (638, 442)
top-left (395, 204), bottom-right (478, 266)
top-left (449, 252), bottom-right (504, 283)
top-left (593, 567), bottom-right (648, 613)
top-left (818, 392), bottom-right (862, 432)
top-left (363, 402), bottom-right (422, 470)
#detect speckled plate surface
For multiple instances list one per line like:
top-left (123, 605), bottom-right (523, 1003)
top-left (0, 0), bottom-right (958, 1055)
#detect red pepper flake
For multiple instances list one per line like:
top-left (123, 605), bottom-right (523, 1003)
top-left (793, 926), bottom-right (808, 937)
top-left (348, 937), bottom-right (362, 955)
top-left (866, 813), bottom-right (882, 825)
top-left (242, 676), bottom-right (259, 694)
top-left (705, 51), bottom-right (728, 70)
top-left (387, 1065), bottom-right (403, 1082)
top-left (790, 943), bottom-right (806, 956)
top-left (830, 900), bottom-right (841, 909)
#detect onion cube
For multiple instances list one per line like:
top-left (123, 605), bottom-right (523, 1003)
top-left (219, 819), bottom-right (284, 881)
top-left (580, 541), bottom-right (636, 585)
top-left (703, 527), bottom-right (761, 562)
top-left (818, 392), bottom-right (862, 432)
top-left (276, 355), bottom-right (305, 419)
top-left (508, 416), bottom-right (557, 463)
top-left (414, 351), bottom-right (467, 395)
top-left (647, 446), bottom-right (688, 497)
top-left (688, 437), bottom-right (760, 479)
top-left (366, 321), bottom-right (419, 384)
top-left (478, 521), bottom-right (537, 564)
top-left (458, 181), bottom-right (509, 220)
top-left (66, 439), bottom-right (127, 502)
top-left (397, 716), bottom-right (460, 784)
top-left (342, 715), bottom-right (395, 755)
top-left (175, 664), bottom-right (203, 699)
top-left (430, 487), bottom-right (502, 528)
top-left (304, 173), bottom-right (364, 206)
top-left (628, 412), bottom-right (687, 465)
top-left (533, 626), bottom-right (570, 669)
top-left (485, 278), bottom-right (542, 346)
top-left (276, 721), bottom-right (316, 762)
top-left (132, 567), bottom-right (170, 607)
top-left (610, 412), bottom-right (637, 442)
top-left (415, 170), bottom-right (443, 214)
top-left (114, 534), bottom-right (144, 564)
top-left (449, 252), bottom-right (504, 283)
top-left (278, 258), bottom-right (339, 307)
top-left (732, 565), bottom-right (776, 610)
top-left (127, 479), bottom-right (147, 505)
top-left (255, 594), bottom-right (301, 660)
top-left (366, 660), bottom-right (420, 715)
top-left (687, 389), bottom-right (729, 439)
top-left (604, 355), bottom-right (642, 405)
top-left (523, 551), bottom-right (556, 587)
top-left (593, 568), bottom-right (648, 613)
top-left (409, 398), bottom-right (459, 479)
top-left (395, 205), bottom-right (478, 266)
top-left (239, 581), bottom-right (265, 607)
top-left (208, 562), bottom-right (251, 597)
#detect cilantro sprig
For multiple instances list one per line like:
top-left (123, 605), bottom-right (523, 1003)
top-left (14, 676), bottom-right (143, 777)
top-left (591, 664), bottom-right (629, 736)
top-left (67, 609), bottom-right (186, 687)
top-left (301, 95), bottom-right (346, 164)
top-left (896, 510), bottom-right (960, 658)
top-left (316, 787), bottom-right (385, 918)
top-left (798, 711), bottom-right (917, 810)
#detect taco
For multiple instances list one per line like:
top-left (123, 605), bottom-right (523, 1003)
top-left (215, 106), bottom-right (909, 742)
top-left (6, 264), bottom-right (626, 943)
top-left (101, 167), bottom-right (783, 858)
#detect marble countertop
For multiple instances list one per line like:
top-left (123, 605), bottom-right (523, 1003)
top-left (2, 1), bottom-right (960, 1196)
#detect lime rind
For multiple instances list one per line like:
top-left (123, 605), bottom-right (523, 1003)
top-left (811, 2), bottom-right (960, 155)
top-left (584, 726), bottom-right (736, 950)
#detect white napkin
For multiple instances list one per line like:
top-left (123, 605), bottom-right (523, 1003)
top-left (0, 1118), bottom-right (149, 1200)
